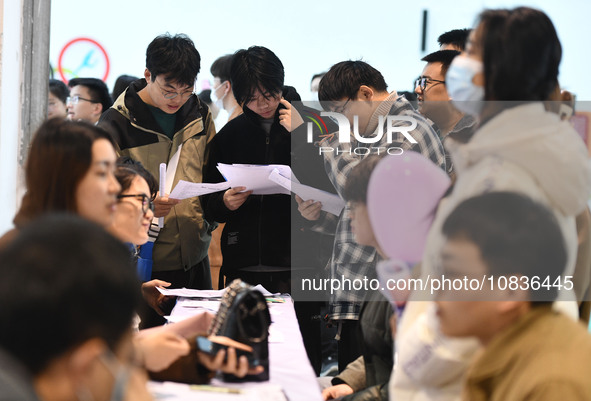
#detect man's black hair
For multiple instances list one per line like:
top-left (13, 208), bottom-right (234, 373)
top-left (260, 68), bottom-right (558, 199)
top-left (146, 33), bottom-right (200, 88)
top-left (210, 54), bottom-right (234, 83)
top-left (311, 72), bottom-right (326, 82)
top-left (0, 214), bottom-right (141, 375)
top-left (230, 46), bottom-right (284, 105)
top-left (478, 7), bottom-right (561, 101)
top-left (318, 61), bottom-right (388, 103)
top-left (421, 50), bottom-right (461, 78)
top-left (68, 77), bottom-right (113, 113)
top-left (198, 89), bottom-right (212, 105)
top-left (442, 191), bottom-right (567, 302)
top-left (111, 74), bottom-right (138, 101)
top-left (49, 79), bottom-right (69, 103)
top-left (343, 155), bottom-right (385, 204)
top-left (437, 28), bottom-right (472, 50)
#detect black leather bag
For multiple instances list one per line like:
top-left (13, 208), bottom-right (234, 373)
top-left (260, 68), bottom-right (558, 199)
top-left (208, 279), bottom-right (271, 381)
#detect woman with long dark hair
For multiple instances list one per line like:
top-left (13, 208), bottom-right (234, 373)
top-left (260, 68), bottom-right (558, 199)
top-left (390, 7), bottom-right (591, 401)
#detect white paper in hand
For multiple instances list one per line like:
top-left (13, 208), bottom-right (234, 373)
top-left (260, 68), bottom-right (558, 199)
top-left (268, 169), bottom-right (345, 216)
top-left (169, 180), bottom-right (231, 200)
top-left (216, 163), bottom-right (291, 195)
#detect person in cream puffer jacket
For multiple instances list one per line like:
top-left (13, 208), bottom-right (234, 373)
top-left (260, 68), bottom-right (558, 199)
top-left (390, 101), bottom-right (591, 401)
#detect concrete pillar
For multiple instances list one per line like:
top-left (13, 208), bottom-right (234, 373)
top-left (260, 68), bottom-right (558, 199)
top-left (0, 0), bottom-right (50, 234)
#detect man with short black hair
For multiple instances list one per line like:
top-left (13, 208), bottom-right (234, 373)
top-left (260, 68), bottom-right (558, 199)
top-left (67, 77), bottom-right (112, 124)
top-left (0, 214), bottom-right (149, 401)
top-left (210, 54), bottom-right (242, 128)
top-left (48, 79), bottom-right (69, 120)
top-left (99, 34), bottom-right (216, 328)
top-left (437, 191), bottom-right (591, 400)
top-left (203, 46), bottom-right (295, 291)
top-left (415, 50), bottom-right (476, 175)
top-left (415, 50), bottom-right (462, 134)
top-left (300, 60), bottom-right (445, 370)
top-left (437, 28), bottom-right (471, 51)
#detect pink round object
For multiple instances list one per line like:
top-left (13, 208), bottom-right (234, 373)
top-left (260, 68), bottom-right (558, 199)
top-left (367, 152), bottom-right (450, 262)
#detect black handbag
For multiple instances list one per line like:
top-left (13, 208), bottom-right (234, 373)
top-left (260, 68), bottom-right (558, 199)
top-left (208, 279), bottom-right (271, 381)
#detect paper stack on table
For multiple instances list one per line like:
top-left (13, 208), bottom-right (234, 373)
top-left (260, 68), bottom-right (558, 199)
top-left (156, 284), bottom-right (275, 298)
top-left (149, 381), bottom-right (288, 401)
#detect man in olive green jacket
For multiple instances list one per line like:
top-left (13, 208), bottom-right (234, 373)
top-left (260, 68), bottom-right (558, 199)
top-left (99, 34), bottom-right (216, 326)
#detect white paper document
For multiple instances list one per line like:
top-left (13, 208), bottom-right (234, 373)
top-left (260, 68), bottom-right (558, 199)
top-left (216, 163), bottom-right (292, 195)
top-left (156, 287), bottom-right (226, 298)
top-left (169, 180), bottom-right (231, 200)
top-left (268, 169), bottom-right (345, 216)
top-left (149, 380), bottom-right (288, 401)
top-left (156, 284), bottom-right (275, 298)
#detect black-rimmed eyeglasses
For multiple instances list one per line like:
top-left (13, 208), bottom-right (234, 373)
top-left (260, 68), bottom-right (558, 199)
top-left (155, 79), bottom-right (194, 100)
top-left (66, 95), bottom-right (99, 105)
top-left (414, 76), bottom-right (446, 92)
top-left (117, 194), bottom-right (155, 215)
top-left (332, 98), bottom-right (351, 114)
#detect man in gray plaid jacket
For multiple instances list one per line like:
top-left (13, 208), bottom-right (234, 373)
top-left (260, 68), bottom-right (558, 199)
top-left (297, 60), bottom-right (446, 370)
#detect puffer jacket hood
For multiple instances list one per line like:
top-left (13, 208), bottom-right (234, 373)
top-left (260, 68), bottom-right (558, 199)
top-left (448, 103), bottom-right (591, 216)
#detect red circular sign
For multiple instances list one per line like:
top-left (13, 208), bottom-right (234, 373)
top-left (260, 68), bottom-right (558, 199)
top-left (57, 37), bottom-right (110, 83)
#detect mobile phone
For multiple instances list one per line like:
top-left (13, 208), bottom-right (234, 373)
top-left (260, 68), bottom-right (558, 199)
top-left (196, 336), bottom-right (260, 366)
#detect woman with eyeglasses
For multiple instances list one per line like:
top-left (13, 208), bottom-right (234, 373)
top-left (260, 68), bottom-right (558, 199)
top-left (110, 161), bottom-right (156, 259)
top-left (108, 158), bottom-right (177, 317)
top-left (0, 120), bottom-right (257, 380)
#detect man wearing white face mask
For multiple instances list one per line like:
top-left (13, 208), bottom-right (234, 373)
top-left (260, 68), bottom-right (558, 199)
top-left (210, 54), bottom-right (242, 130)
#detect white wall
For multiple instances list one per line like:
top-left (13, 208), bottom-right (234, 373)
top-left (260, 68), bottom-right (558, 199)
top-left (0, 0), bottom-right (23, 234)
top-left (1, 0), bottom-right (589, 235)
top-left (49, 0), bottom-right (591, 100)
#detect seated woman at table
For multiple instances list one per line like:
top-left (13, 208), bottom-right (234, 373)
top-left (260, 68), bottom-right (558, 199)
top-left (109, 158), bottom-right (176, 318)
top-left (0, 118), bottom-right (261, 378)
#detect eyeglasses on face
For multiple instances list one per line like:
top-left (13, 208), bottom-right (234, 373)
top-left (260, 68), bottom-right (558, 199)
top-left (414, 76), bottom-right (446, 92)
top-left (66, 95), bottom-right (98, 105)
top-left (331, 98), bottom-right (351, 114)
top-left (117, 194), bottom-right (155, 215)
top-left (155, 79), bottom-right (194, 100)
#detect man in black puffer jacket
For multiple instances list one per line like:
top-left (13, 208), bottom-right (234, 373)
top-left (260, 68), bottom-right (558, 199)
top-left (203, 46), bottom-right (314, 291)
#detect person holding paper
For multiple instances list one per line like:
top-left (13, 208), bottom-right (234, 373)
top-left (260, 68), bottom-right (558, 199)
top-left (308, 60), bottom-right (446, 371)
top-left (203, 46), bottom-right (295, 293)
top-left (99, 34), bottom-right (216, 328)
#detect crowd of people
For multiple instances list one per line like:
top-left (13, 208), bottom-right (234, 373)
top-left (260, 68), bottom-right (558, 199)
top-left (2, 5), bottom-right (591, 401)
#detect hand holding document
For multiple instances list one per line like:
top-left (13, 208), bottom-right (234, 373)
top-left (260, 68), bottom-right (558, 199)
top-left (268, 168), bottom-right (345, 216)
top-left (216, 163), bottom-right (291, 195)
top-left (169, 181), bottom-right (231, 200)
top-left (165, 163), bottom-right (344, 217)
